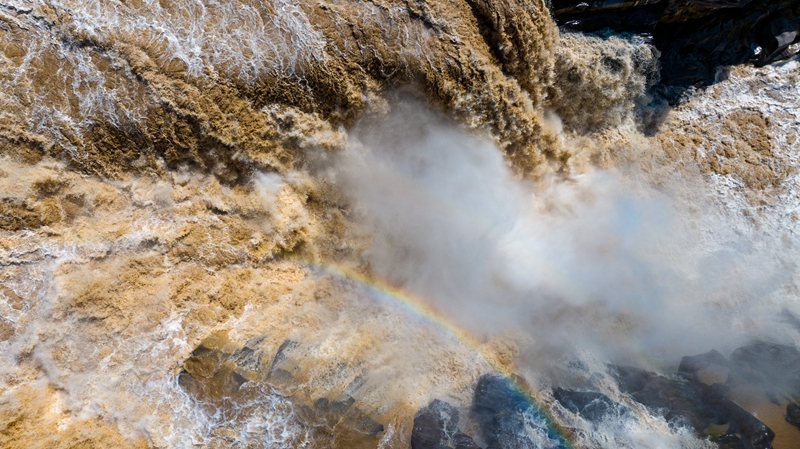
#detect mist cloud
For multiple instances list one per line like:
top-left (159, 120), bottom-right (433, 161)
top-left (334, 101), bottom-right (797, 370)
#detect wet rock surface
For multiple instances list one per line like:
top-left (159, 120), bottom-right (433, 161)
top-left (551, 0), bottom-right (800, 94)
top-left (729, 343), bottom-right (800, 396)
top-left (409, 375), bottom-right (577, 449)
top-left (472, 375), bottom-right (569, 449)
top-left (176, 332), bottom-right (800, 449)
top-left (178, 335), bottom-right (387, 447)
top-left (613, 364), bottom-right (775, 448)
top-left (786, 403), bottom-right (800, 429)
top-left (553, 388), bottom-right (621, 422)
top-left (411, 399), bottom-right (480, 449)
top-left (179, 330), bottom-right (800, 449)
top-left (552, 343), bottom-right (800, 448)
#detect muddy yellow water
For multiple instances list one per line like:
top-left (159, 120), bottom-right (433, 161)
top-left (0, 0), bottom-right (799, 447)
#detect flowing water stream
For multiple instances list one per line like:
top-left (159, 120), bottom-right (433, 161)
top-left (0, 1), bottom-right (799, 448)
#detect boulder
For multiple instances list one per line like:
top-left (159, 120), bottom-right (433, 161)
top-left (653, 0), bottom-right (799, 88)
top-left (786, 403), bottom-right (800, 429)
top-left (679, 349), bottom-right (730, 375)
top-left (472, 374), bottom-right (569, 449)
top-left (612, 365), bottom-right (774, 448)
top-left (453, 433), bottom-right (482, 449)
top-left (411, 399), bottom-right (480, 449)
top-left (728, 342), bottom-right (800, 396)
top-left (678, 349), bottom-right (731, 385)
top-left (553, 388), bottom-right (621, 422)
top-left (266, 339), bottom-right (300, 384)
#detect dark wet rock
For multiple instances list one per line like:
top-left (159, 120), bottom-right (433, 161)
top-left (314, 396), bottom-right (356, 419)
top-left (679, 349), bottom-right (730, 376)
top-left (553, 388), bottom-right (621, 422)
top-left (308, 395), bottom-right (359, 430)
top-left (612, 365), bottom-right (774, 448)
top-left (473, 375), bottom-right (536, 449)
top-left (551, 0), bottom-right (668, 34)
top-left (453, 433), bottom-right (482, 449)
top-left (725, 402), bottom-right (775, 449)
top-left (614, 365), bottom-right (729, 430)
top-left (178, 333), bottom-right (259, 404)
top-left (267, 339), bottom-right (300, 383)
top-left (786, 403), bottom-right (800, 429)
top-left (176, 335), bottom-right (389, 447)
top-left (354, 411), bottom-right (385, 436)
top-left (184, 343), bottom-right (224, 378)
top-left (330, 396), bottom-right (356, 416)
top-left (429, 399), bottom-right (460, 434)
top-left (268, 340), bottom-right (299, 373)
top-left (411, 399), bottom-right (480, 449)
top-left (654, 0), bottom-right (799, 88)
top-left (728, 342), bottom-right (800, 396)
top-left (344, 373), bottom-right (367, 397)
top-left (712, 433), bottom-right (749, 449)
top-left (473, 374), bottom-right (568, 449)
top-left (230, 342), bottom-right (265, 372)
top-left (315, 405), bottom-right (386, 447)
top-left (679, 349), bottom-right (731, 384)
top-left (411, 411), bottom-right (447, 449)
top-left (178, 363), bottom-right (249, 402)
top-left (551, 0), bottom-right (800, 96)
top-left (303, 397), bottom-right (385, 444)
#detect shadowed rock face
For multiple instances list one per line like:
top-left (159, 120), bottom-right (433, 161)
top-left (553, 388), bottom-right (621, 422)
top-left (729, 343), bottom-right (800, 396)
top-left (787, 403), bottom-right (800, 430)
top-left (409, 377), bottom-right (577, 449)
top-left (411, 399), bottom-right (481, 449)
top-left (551, 0), bottom-right (800, 94)
top-left (551, 343), bottom-right (800, 449)
top-left (472, 375), bottom-right (570, 449)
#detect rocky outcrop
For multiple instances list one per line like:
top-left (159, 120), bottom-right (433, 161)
top-left (613, 365), bottom-right (775, 448)
top-left (410, 375), bottom-right (574, 449)
top-left (786, 403), bottom-right (800, 430)
top-left (178, 335), bottom-right (387, 448)
top-left (411, 399), bottom-right (481, 449)
top-left (728, 343), bottom-right (800, 396)
top-left (550, 0), bottom-right (668, 33)
top-left (562, 343), bottom-right (800, 448)
top-left (551, 0), bottom-right (800, 93)
top-left (552, 344), bottom-right (800, 448)
top-left (473, 375), bottom-right (569, 449)
top-left (553, 388), bottom-right (621, 422)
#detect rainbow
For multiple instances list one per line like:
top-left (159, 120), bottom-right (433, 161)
top-left (297, 258), bottom-right (575, 448)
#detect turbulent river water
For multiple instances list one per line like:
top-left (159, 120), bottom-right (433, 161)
top-left (0, 0), bottom-right (799, 448)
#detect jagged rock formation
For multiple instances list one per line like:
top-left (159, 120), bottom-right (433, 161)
top-left (411, 399), bottom-right (480, 449)
top-left (552, 388), bottom-right (621, 422)
top-left (177, 335), bottom-right (387, 448)
top-left (409, 377), bottom-right (572, 449)
top-left (555, 343), bottom-right (800, 449)
top-left (472, 375), bottom-right (569, 449)
top-left (551, 0), bottom-right (800, 92)
top-left (614, 364), bottom-right (775, 448)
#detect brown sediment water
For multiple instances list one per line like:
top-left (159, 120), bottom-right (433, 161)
top-left (0, 0), bottom-right (799, 448)
top-left (727, 387), bottom-right (800, 449)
